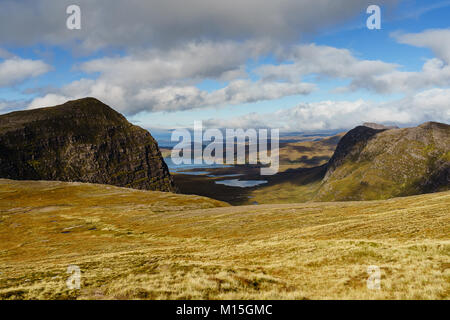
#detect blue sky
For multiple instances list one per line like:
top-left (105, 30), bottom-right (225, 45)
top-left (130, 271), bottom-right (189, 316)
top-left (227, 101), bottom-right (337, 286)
top-left (1, 0), bottom-right (449, 132)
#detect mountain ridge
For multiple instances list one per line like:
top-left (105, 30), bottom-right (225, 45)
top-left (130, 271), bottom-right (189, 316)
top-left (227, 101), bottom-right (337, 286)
top-left (316, 121), bottom-right (450, 201)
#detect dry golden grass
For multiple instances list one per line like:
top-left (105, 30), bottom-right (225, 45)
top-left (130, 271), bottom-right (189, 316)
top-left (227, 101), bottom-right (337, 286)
top-left (0, 179), bottom-right (449, 300)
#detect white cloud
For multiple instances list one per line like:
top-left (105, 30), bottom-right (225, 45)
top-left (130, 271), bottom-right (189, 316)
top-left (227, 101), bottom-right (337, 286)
top-left (27, 79), bottom-right (128, 111)
top-left (79, 40), bottom-right (272, 87)
top-left (24, 28), bottom-right (450, 115)
top-left (28, 78), bottom-right (315, 113)
top-left (393, 28), bottom-right (450, 63)
top-left (348, 29), bottom-right (450, 93)
top-left (257, 43), bottom-right (402, 93)
top-left (27, 94), bottom-right (74, 110)
top-left (28, 41), bottom-right (315, 113)
top-left (26, 33), bottom-right (450, 114)
top-left (204, 88), bottom-right (450, 131)
top-left (135, 80), bottom-right (315, 112)
top-left (0, 57), bottom-right (51, 87)
top-left (2, 3), bottom-right (448, 132)
top-left (256, 38), bottom-right (450, 94)
top-left (259, 44), bottom-right (397, 81)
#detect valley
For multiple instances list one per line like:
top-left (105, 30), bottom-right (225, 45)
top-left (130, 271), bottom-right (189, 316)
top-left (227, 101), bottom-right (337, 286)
top-left (2, 0), bottom-right (450, 303)
top-left (0, 99), bottom-right (448, 300)
top-left (170, 133), bottom-right (343, 205)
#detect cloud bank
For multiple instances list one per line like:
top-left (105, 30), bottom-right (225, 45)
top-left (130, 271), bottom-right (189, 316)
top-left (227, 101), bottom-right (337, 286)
top-left (0, 0), bottom-right (397, 51)
top-left (204, 88), bottom-right (450, 131)
top-left (27, 29), bottom-right (450, 117)
top-left (1, 1), bottom-right (449, 133)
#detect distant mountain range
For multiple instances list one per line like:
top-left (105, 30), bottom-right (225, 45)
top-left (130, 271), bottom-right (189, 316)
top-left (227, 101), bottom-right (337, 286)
top-left (0, 97), bottom-right (448, 202)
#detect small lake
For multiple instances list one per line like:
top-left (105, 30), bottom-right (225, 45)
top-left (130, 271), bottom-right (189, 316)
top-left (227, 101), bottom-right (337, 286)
top-left (207, 174), bottom-right (243, 178)
top-left (214, 179), bottom-right (268, 188)
top-left (164, 157), bottom-right (228, 174)
top-left (174, 171), bottom-right (210, 175)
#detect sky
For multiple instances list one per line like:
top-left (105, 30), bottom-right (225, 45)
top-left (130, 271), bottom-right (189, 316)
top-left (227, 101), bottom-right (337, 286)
top-left (1, 0), bottom-right (450, 133)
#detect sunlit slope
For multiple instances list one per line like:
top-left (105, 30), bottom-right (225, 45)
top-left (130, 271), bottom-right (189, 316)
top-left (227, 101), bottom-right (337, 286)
top-left (0, 179), bottom-right (449, 300)
top-left (277, 133), bottom-right (343, 172)
top-left (316, 122), bottom-right (450, 201)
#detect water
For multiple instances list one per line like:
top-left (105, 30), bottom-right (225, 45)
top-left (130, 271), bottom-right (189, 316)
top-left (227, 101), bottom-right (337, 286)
top-left (214, 179), bottom-right (268, 188)
top-left (174, 171), bottom-right (209, 176)
top-left (207, 174), bottom-right (243, 178)
top-left (164, 157), bottom-right (228, 174)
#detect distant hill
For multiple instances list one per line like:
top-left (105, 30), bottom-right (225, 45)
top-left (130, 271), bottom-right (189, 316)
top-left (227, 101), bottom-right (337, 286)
top-left (0, 98), bottom-right (175, 192)
top-left (315, 122), bottom-right (450, 201)
top-left (277, 133), bottom-right (345, 172)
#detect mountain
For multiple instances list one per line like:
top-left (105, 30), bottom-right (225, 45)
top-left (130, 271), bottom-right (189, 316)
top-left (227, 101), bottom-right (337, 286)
top-left (315, 121), bottom-right (450, 201)
top-left (0, 98), bottom-right (175, 192)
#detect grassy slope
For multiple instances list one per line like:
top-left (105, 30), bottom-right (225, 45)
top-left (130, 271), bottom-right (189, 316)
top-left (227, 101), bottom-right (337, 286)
top-left (1, 179), bottom-right (449, 300)
top-left (316, 124), bottom-right (450, 201)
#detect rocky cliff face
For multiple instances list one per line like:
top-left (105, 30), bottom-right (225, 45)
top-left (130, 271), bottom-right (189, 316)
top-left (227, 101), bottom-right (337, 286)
top-left (316, 122), bottom-right (450, 201)
top-left (0, 98), bottom-right (175, 192)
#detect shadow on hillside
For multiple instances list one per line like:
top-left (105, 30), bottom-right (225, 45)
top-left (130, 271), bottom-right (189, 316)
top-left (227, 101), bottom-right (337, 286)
top-left (173, 164), bottom-right (327, 205)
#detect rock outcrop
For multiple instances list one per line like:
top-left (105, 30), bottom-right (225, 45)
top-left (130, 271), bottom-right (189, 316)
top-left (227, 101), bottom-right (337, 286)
top-left (362, 122), bottom-right (399, 130)
top-left (316, 122), bottom-right (450, 201)
top-left (0, 98), bottom-right (175, 192)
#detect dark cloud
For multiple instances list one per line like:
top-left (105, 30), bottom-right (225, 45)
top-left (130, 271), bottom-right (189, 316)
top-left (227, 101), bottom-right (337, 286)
top-left (0, 0), bottom-right (398, 52)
